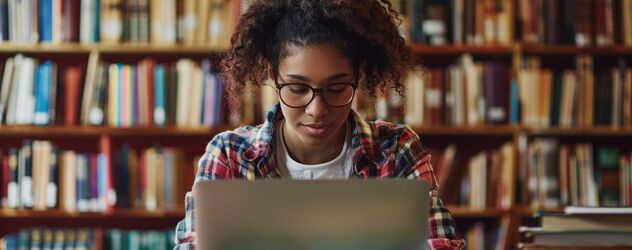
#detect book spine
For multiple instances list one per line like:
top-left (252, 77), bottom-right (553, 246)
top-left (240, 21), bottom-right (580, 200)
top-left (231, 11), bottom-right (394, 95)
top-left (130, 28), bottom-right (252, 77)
top-left (153, 65), bottom-right (166, 126)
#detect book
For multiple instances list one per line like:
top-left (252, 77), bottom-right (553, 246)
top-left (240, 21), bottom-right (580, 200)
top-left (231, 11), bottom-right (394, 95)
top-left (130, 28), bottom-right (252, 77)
top-left (564, 206), bottom-right (632, 215)
top-left (540, 213), bottom-right (632, 232)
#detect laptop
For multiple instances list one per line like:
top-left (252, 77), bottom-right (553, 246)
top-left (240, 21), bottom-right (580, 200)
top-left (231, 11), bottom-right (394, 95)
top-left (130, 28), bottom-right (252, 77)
top-left (194, 179), bottom-right (429, 250)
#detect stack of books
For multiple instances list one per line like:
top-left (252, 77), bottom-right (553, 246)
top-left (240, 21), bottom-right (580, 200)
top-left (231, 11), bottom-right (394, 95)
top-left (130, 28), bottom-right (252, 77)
top-left (519, 206), bottom-right (632, 249)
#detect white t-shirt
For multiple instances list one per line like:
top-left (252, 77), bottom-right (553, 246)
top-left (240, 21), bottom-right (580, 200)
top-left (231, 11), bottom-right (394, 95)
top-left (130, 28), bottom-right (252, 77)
top-left (275, 120), bottom-right (353, 180)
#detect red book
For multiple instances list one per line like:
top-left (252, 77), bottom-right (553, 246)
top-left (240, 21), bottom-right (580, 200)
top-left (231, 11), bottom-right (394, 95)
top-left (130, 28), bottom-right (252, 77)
top-left (425, 68), bottom-right (444, 127)
top-left (62, 0), bottom-right (80, 41)
top-left (64, 66), bottom-right (83, 126)
top-left (1, 156), bottom-right (8, 204)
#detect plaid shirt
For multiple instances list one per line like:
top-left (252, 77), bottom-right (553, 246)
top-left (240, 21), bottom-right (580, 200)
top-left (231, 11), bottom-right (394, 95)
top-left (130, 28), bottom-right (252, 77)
top-left (175, 104), bottom-right (466, 250)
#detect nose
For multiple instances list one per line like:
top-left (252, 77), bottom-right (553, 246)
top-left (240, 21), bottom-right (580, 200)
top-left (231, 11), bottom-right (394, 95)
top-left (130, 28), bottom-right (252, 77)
top-left (305, 94), bottom-right (329, 118)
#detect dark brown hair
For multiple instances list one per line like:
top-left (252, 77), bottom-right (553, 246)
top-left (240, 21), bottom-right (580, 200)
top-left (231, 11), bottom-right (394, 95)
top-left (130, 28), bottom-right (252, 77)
top-left (219, 0), bottom-right (415, 106)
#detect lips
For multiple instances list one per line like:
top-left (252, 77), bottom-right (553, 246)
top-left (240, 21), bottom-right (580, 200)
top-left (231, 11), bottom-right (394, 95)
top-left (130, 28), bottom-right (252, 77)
top-left (301, 123), bottom-right (330, 136)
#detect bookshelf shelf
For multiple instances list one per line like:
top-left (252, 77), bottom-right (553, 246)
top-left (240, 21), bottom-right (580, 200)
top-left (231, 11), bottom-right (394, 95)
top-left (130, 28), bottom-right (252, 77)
top-left (409, 44), bottom-right (514, 55)
top-left (446, 205), bottom-right (509, 217)
top-left (0, 43), bottom-right (227, 54)
top-left (0, 125), bottom-right (236, 137)
top-left (0, 209), bottom-right (183, 219)
top-left (7, 125), bottom-right (632, 137)
top-left (521, 45), bottom-right (632, 55)
top-left (524, 127), bottom-right (632, 137)
top-left (516, 206), bottom-right (564, 217)
top-left (0, 209), bottom-right (182, 236)
top-left (413, 126), bottom-right (518, 136)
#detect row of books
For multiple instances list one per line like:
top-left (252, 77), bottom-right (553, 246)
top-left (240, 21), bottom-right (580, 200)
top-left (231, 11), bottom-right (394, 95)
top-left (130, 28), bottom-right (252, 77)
top-left (518, 56), bottom-right (632, 128)
top-left (0, 228), bottom-right (174, 250)
top-left (0, 54), bottom-right (230, 128)
top-left (0, 140), bottom-right (115, 212)
top-left (358, 54), bottom-right (512, 126)
top-left (519, 207), bottom-right (632, 249)
top-left (0, 140), bottom-right (184, 212)
top-left (400, 54), bottom-right (515, 127)
top-left (519, 0), bottom-right (632, 47)
top-left (112, 144), bottom-right (183, 210)
top-left (523, 139), bottom-right (632, 210)
top-left (7, 52), bottom-right (632, 129)
top-left (393, 0), bottom-right (632, 47)
top-left (430, 142), bottom-right (515, 210)
top-left (361, 53), bottom-right (632, 128)
top-left (0, 0), bottom-right (243, 47)
top-left (464, 218), bottom-right (510, 250)
top-left (392, 0), bottom-right (513, 45)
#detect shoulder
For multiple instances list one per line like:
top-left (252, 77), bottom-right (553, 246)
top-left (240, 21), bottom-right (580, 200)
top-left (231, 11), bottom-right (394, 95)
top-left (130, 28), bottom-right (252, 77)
top-left (366, 120), bottom-right (429, 166)
top-left (368, 120), bottom-right (423, 151)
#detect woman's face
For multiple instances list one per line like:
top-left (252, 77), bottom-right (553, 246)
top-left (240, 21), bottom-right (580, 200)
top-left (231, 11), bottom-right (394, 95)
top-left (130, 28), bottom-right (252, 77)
top-left (275, 43), bottom-right (356, 148)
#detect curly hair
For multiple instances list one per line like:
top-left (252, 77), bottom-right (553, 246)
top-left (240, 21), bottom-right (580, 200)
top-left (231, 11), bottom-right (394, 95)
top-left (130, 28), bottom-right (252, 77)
top-left (219, 0), bottom-right (415, 106)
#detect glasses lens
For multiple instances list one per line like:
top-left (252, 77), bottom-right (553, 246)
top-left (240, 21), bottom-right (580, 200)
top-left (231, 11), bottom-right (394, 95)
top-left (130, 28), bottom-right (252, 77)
top-left (279, 84), bottom-right (314, 107)
top-left (323, 83), bottom-right (355, 107)
top-left (278, 83), bottom-right (355, 108)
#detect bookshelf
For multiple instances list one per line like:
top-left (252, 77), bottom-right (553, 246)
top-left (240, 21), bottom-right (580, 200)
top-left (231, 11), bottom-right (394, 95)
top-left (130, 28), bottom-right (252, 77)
top-left (0, 43), bottom-right (225, 54)
top-left (1, 43), bottom-right (630, 249)
top-left (0, 0), bottom-right (631, 249)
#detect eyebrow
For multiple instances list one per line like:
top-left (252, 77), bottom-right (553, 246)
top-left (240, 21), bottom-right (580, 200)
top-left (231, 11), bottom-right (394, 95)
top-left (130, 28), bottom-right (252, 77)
top-left (284, 73), bottom-right (350, 82)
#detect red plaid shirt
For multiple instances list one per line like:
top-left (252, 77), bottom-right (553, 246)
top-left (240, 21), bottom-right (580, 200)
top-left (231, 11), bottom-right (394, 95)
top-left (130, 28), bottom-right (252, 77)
top-left (175, 104), bottom-right (465, 249)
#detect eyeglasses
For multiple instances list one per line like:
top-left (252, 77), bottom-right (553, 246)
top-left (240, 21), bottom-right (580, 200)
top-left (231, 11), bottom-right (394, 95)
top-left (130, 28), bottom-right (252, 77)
top-left (274, 80), bottom-right (358, 108)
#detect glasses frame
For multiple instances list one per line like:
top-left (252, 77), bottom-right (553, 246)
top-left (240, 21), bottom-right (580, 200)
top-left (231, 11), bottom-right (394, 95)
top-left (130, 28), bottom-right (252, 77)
top-left (273, 76), bottom-right (358, 109)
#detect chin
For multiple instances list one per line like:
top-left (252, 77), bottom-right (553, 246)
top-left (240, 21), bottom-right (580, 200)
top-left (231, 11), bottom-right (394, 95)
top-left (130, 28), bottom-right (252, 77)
top-left (298, 134), bottom-right (331, 146)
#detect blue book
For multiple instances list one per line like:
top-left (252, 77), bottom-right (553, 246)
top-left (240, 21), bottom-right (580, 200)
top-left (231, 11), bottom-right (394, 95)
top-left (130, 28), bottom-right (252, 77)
top-left (97, 153), bottom-right (108, 211)
top-left (18, 229), bottom-right (30, 250)
top-left (39, 0), bottom-right (53, 42)
top-left (410, 0), bottom-right (425, 43)
top-left (34, 61), bottom-right (52, 125)
top-left (509, 79), bottom-right (520, 124)
top-left (153, 65), bottom-right (166, 126)
top-left (76, 154), bottom-right (88, 212)
top-left (2, 233), bottom-right (18, 250)
top-left (93, 0), bottom-right (100, 41)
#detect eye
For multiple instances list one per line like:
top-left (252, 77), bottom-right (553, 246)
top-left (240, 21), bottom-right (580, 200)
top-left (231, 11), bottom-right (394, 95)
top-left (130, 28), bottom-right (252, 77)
top-left (287, 85), bottom-right (310, 94)
top-left (326, 84), bottom-right (350, 93)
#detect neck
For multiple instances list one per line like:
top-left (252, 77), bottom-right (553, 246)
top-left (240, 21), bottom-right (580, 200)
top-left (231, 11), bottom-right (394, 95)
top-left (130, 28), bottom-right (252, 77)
top-left (282, 120), bottom-right (347, 164)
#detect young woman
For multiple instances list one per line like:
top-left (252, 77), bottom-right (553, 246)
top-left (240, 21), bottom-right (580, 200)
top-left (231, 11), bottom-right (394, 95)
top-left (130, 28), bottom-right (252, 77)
top-left (175, 1), bottom-right (465, 249)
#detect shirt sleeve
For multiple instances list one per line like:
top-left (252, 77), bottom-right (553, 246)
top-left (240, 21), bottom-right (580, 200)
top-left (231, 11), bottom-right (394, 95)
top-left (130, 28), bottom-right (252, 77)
top-left (174, 135), bottom-right (232, 250)
top-left (398, 127), bottom-right (466, 250)
top-left (413, 155), bottom-right (465, 249)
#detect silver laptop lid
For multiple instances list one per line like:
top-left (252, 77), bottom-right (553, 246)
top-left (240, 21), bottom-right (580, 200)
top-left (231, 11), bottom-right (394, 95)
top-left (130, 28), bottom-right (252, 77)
top-left (194, 179), bottom-right (429, 250)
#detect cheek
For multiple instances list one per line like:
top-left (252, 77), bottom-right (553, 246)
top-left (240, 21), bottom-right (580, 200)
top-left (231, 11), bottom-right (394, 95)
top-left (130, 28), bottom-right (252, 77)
top-left (280, 105), bottom-right (301, 123)
top-left (332, 107), bottom-right (352, 124)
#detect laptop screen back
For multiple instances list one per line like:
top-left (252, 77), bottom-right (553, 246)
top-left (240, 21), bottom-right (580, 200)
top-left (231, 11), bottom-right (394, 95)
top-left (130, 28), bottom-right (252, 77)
top-left (194, 179), bottom-right (429, 250)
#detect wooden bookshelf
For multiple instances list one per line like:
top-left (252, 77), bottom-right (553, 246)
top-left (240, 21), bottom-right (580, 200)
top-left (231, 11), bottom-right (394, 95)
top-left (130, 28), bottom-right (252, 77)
top-left (409, 44), bottom-right (514, 55)
top-left (521, 44), bottom-right (632, 55)
top-left (446, 205), bottom-right (510, 217)
top-left (515, 206), bottom-right (565, 217)
top-left (7, 125), bottom-right (631, 137)
top-left (0, 209), bottom-right (182, 237)
top-left (0, 0), bottom-right (631, 248)
top-left (0, 43), bottom-right (226, 54)
top-left (0, 208), bottom-right (183, 218)
top-left (3, 42), bottom-right (629, 56)
top-left (0, 125), bottom-right (237, 137)
top-left (413, 125), bottom-right (518, 136)
top-left (524, 127), bottom-right (632, 137)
